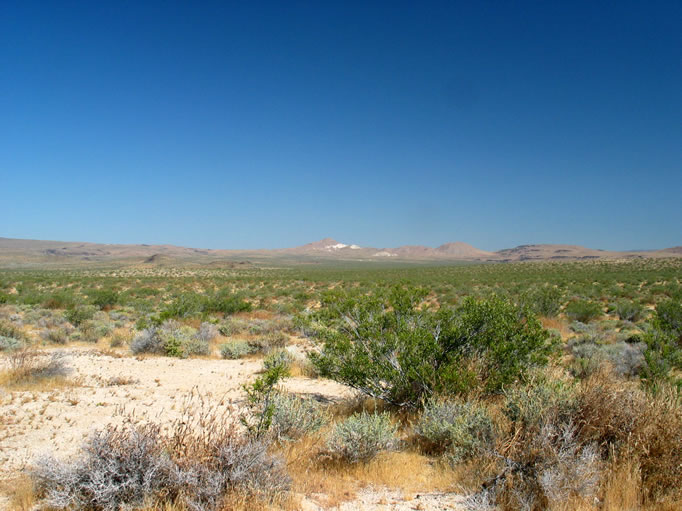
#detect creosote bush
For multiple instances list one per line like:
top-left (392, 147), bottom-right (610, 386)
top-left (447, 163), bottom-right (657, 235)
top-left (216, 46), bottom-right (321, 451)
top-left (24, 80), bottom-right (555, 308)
top-left (307, 286), bottom-right (555, 408)
top-left (565, 299), bottom-right (602, 323)
top-left (325, 411), bottom-right (398, 463)
top-left (614, 300), bottom-right (644, 322)
top-left (520, 285), bottom-right (563, 317)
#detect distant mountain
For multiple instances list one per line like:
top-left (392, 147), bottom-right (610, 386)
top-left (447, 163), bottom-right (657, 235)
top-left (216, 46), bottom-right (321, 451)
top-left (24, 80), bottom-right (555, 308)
top-left (0, 236), bottom-right (680, 267)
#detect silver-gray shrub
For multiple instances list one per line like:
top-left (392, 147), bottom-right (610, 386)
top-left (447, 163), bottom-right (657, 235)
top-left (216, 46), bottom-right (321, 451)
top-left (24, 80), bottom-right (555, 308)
top-left (263, 349), bottom-right (294, 372)
top-left (415, 400), bottom-right (496, 463)
top-left (197, 322), bottom-right (219, 341)
top-left (0, 334), bottom-right (23, 351)
top-left (130, 327), bottom-right (164, 354)
top-left (40, 327), bottom-right (69, 345)
top-left (31, 420), bottom-right (290, 511)
top-left (219, 340), bottom-right (254, 359)
top-left (270, 393), bottom-right (330, 441)
top-left (131, 321), bottom-right (208, 357)
top-left (325, 411), bottom-right (398, 463)
top-left (32, 424), bottom-right (172, 511)
top-left (569, 338), bottom-right (645, 378)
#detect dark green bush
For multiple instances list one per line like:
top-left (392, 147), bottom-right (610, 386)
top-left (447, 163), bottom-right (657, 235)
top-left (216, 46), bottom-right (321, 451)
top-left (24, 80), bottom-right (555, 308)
top-left (641, 328), bottom-right (681, 390)
top-left (160, 292), bottom-right (251, 320)
top-left (655, 299), bottom-right (682, 340)
top-left (521, 285), bottom-right (563, 317)
top-left (307, 286), bottom-right (555, 408)
top-left (65, 306), bottom-right (96, 327)
top-left (565, 299), bottom-right (602, 323)
top-left (614, 300), bottom-right (644, 322)
top-left (89, 289), bottom-right (119, 310)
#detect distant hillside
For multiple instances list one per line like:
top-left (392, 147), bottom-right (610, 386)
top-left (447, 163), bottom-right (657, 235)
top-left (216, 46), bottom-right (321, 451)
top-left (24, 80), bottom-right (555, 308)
top-left (0, 236), bottom-right (679, 268)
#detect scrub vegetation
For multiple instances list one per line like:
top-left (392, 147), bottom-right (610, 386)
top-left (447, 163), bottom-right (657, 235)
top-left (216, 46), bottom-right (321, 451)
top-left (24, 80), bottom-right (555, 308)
top-left (0, 258), bottom-right (680, 510)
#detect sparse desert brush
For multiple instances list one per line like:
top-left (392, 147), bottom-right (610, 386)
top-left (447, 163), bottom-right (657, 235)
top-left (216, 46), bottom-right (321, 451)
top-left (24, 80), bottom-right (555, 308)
top-left (0, 319), bottom-right (28, 342)
top-left (263, 348), bottom-right (294, 372)
top-left (0, 348), bottom-right (70, 388)
top-left (109, 328), bottom-right (133, 348)
top-left (568, 337), bottom-right (645, 378)
top-left (130, 320), bottom-right (209, 357)
top-left (31, 397), bottom-right (290, 511)
top-left (40, 327), bottom-right (69, 345)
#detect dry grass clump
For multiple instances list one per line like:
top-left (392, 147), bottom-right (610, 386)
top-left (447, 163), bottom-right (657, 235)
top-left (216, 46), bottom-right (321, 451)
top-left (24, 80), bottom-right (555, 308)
top-left (0, 475), bottom-right (35, 511)
top-left (283, 436), bottom-right (462, 508)
top-left (576, 372), bottom-right (682, 503)
top-left (0, 348), bottom-right (71, 389)
top-left (31, 398), bottom-right (291, 511)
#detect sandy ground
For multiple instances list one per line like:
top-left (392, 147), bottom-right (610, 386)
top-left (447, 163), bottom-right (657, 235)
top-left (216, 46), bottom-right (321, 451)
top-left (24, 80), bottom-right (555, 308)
top-left (0, 348), bottom-right (467, 510)
top-left (0, 348), bottom-right (350, 474)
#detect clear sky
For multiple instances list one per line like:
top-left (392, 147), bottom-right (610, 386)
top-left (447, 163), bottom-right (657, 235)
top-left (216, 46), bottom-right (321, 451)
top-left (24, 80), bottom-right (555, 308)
top-left (1, 1), bottom-right (680, 251)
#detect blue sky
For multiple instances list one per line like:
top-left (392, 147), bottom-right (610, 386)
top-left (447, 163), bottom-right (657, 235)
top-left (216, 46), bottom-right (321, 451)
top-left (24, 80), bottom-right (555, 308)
top-left (1, 1), bottom-right (680, 251)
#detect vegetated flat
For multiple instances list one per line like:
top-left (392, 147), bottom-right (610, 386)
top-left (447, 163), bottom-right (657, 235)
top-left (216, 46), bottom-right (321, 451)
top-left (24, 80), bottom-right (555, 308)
top-left (0, 257), bottom-right (680, 510)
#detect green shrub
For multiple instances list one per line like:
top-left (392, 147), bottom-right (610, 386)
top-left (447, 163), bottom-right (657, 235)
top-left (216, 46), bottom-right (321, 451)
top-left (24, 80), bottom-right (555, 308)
top-left (42, 290), bottom-right (78, 310)
top-left (65, 306), bottom-right (96, 327)
top-left (521, 285), bottom-right (563, 317)
top-left (655, 299), bottom-right (682, 340)
top-left (205, 291), bottom-right (252, 316)
top-left (308, 287), bottom-right (555, 408)
top-left (159, 294), bottom-right (204, 320)
top-left (325, 411), bottom-right (398, 463)
top-left (614, 300), bottom-right (644, 322)
top-left (89, 289), bottom-right (119, 310)
top-left (414, 400), bottom-right (496, 462)
top-left (219, 340), bottom-right (254, 359)
top-left (641, 327), bottom-right (682, 390)
top-left (565, 300), bottom-right (602, 323)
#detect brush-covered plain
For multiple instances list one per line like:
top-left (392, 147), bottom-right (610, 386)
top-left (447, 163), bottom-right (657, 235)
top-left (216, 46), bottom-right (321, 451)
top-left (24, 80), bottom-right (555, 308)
top-left (0, 259), bottom-right (681, 510)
